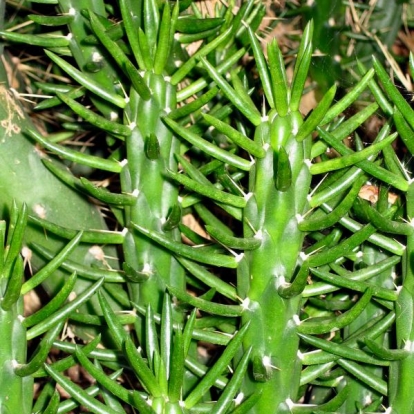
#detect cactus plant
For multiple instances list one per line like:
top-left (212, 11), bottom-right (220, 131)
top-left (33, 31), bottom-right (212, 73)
top-left (0, 202), bottom-right (106, 413)
top-left (2, 0), bottom-right (414, 413)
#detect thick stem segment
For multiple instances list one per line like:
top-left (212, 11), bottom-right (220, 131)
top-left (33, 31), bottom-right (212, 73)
top-left (0, 281), bottom-right (32, 414)
top-left (0, 216), bottom-right (32, 414)
top-left (123, 71), bottom-right (185, 321)
top-left (238, 110), bottom-right (312, 411)
top-left (390, 182), bottom-right (414, 413)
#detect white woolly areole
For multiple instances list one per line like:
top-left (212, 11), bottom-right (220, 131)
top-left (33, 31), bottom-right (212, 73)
top-left (92, 52), bottom-right (103, 62)
top-left (89, 245), bottom-right (105, 261)
top-left (245, 192), bottom-right (253, 201)
top-left (142, 263), bottom-right (152, 274)
top-left (285, 399), bottom-right (294, 409)
top-left (363, 395), bottom-right (373, 406)
top-left (241, 297), bottom-right (250, 311)
top-left (296, 213), bottom-right (304, 223)
top-left (276, 275), bottom-right (286, 289)
top-left (254, 229), bottom-right (263, 240)
top-left (234, 393), bottom-right (244, 405)
top-left (262, 355), bottom-right (274, 368)
top-left (235, 253), bottom-right (244, 263)
top-left (33, 204), bottom-right (47, 219)
top-left (21, 246), bottom-right (32, 260)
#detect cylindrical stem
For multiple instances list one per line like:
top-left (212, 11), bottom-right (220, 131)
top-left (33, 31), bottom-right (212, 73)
top-left (239, 110), bottom-right (311, 411)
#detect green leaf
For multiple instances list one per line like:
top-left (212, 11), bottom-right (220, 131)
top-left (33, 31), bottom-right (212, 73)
top-left (212, 347), bottom-right (252, 414)
top-left (200, 57), bottom-right (262, 126)
top-left (0, 31), bottom-right (70, 47)
top-left (15, 320), bottom-right (65, 376)
top-left (171, 28), bottom-right (233, 85)
top-left (131, 223), bottom-right (239, 268)
top-left (56, 92), bottom-right (132, 137)
top-left (176, 257), bottom-right (238, 300)
top-left (274, 145), bottom-right (292, 191)
top-left (167, 170), bottom-right (246, 208)
top-left (1, 255), bottom-right (24, 310)
top-left (26, 278), bottom-right (104, 340)
top-left (307, 224), bottom-right (376, 268)
top-left (75, 347), bottom-right (146, 410)
top-left (176, 16), bottom-right (225, 33)
top-left (167, 285), bottom-right (243, 317)
top-left (44, 364), bottom-right (120, 414)
top-left (88, 12), bottom-right (151, 100)
top-left (153, 2), bottom-right (172, 75)
top-left (45, 50), bottom-right (126, 108)
top-left (267, 38), bottom-right (289, 116)
top-left (164, 117), bottom-right (253, 171)
top-left (373, 56), bottom-right (414, 131)
top-left (290, 385), bottom-right (348, 413)
top-left (124, 336), bottom-right (160, 397)
top-left (22, 272), bottom-right (77, 328)
top-left (322, 69), bottom-right (375, 125)
top-left (28, 13), bottom-right (74, 26)
top-left (364, 337), bottom-right (409, 361)
top-left (295, 84), bottom-right (337, 142)
top-left (98, 290), bottom-right (127, 350)
top-left (30, 243), bottom-right (125, 282)
top-left (202, 113), bottom-right (266, 158)
top-left (184, 322), bottom-right (250, 409)
top-left (290, 20), bottom-right (313, 111)
top-left (21, 232), bottom-right (83, 294)
top-left (247, 27), bottom-right (274, 108)
top-left (205, 225), bottom-right (262, 250)
top-left (26, 129), bottom-right (122, 173)
top-left (298, 333), bottom-right (389, 366)
top-left (310, 133), bottom-right (397, 174)
top-left (337, 358), bottom-right (387, 395)
top-left (298, 288), bottom-right (373, 335)
top-left (80, 177), bottom-right (138, 206)
top-left (119, 0), bottom-right (144, 67)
